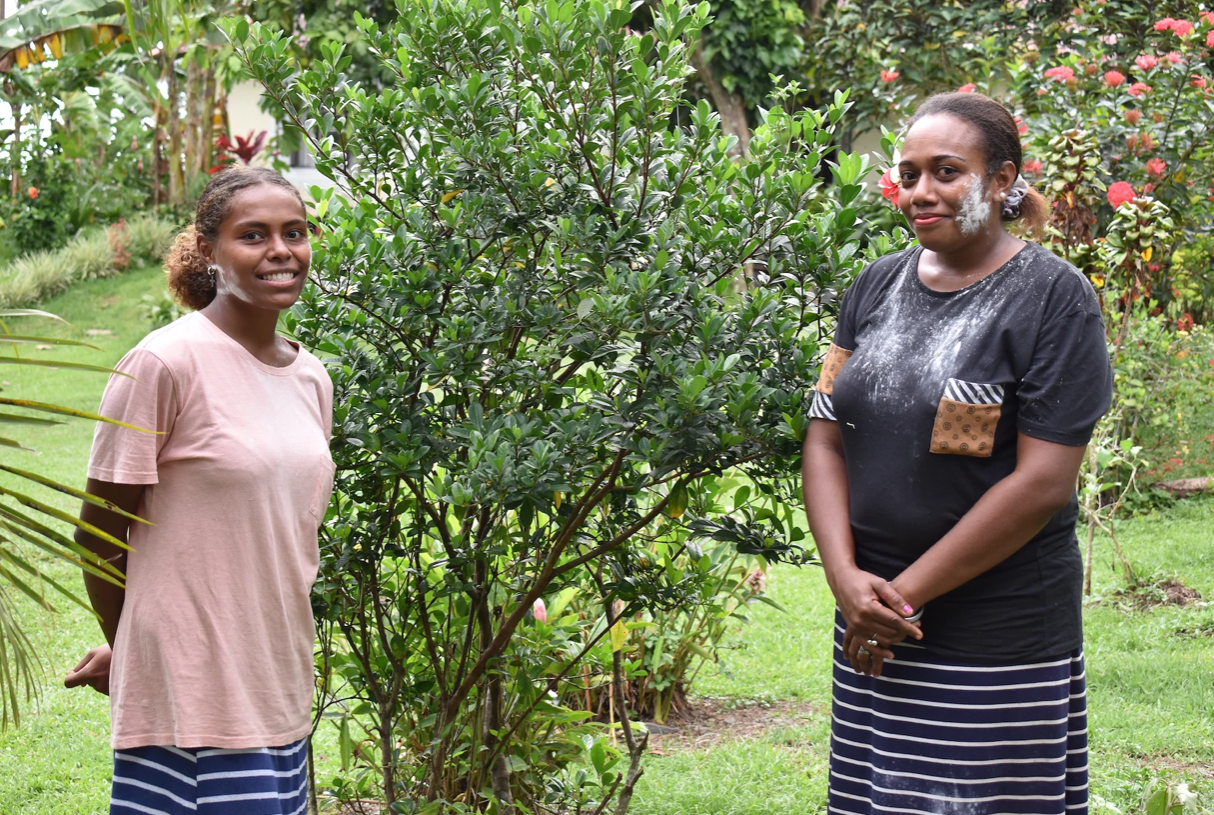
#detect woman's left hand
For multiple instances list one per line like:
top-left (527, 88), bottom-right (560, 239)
top-left (842, 617), bottom-right (918, 678)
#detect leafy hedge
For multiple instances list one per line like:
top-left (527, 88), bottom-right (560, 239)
top-left (0, 214), bottom-right (177, 308)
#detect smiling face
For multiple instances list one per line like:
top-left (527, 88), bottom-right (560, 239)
top-left (896, 114), bottom-right (1017, 253)
top-left (197, 184), bottom-right (311, 313)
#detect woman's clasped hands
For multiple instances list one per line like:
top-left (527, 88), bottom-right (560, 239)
top-left (834, 568), bottom-right (922, 678)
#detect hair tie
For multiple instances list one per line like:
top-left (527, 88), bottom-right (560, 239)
top-left (1002, 174), bottom-right (1029, 218)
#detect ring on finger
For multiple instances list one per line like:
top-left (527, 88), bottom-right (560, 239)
top-left (857, 645), bottom-right (871, 657)
top-left (865, 636), bottom-right (880, 649)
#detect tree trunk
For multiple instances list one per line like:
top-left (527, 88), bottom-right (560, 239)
top-left (166, 58), bottom-right (183, 208)
top-left (688, 41), bottom-right (750, 158)
top-left (184, 59), bottom-right (203, 183)
top-left (199, 65), bottom-right (218, 175)
top-left (10, 102), bottom-right (20, 199)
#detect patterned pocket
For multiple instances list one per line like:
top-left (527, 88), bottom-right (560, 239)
top-left (930, 379), bottom-right (1003, 457)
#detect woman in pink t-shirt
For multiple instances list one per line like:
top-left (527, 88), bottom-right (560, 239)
top-left (65, 166), bottom-right (335, 815)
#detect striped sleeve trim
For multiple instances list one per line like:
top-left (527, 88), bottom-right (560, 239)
top-left (944, 378), bottom-right (1004, 405)
top-left (810, 390), bottom-right (836, 421)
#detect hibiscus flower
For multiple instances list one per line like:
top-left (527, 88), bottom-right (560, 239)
top-left (1106, 181), bottom-right (1135, 208)
top-left (879, 167), bottom-right (900, 207)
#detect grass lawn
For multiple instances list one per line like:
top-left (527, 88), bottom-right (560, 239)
top-left (1, 268), bottom-right (1212, 814)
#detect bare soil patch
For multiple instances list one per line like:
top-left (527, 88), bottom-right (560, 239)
top-left (1110, 578), bottom-right (1203, 610)
top-left (644, 697), bottom-right (823, 754)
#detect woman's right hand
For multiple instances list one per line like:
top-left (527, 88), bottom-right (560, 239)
top-left (832, 567), bottom-right (923, 672)
top-left (65, 644), bottom-right (112, 696)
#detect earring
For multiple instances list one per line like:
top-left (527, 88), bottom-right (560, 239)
top-left (999, 192), bottom-right (1008, 199)
top-left (207, 264), bottom-right (219, 286)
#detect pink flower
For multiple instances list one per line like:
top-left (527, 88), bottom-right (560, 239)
top-left (1104, 70), bottom-right (1126, 87)
top-left (1202, 11), bottom-right (1214, 25)
top-left (1171, 20), bottom-right (1194, 37)
top-left (1125, 108), bottom-right (1143, 125)
top-left (1044, 65), bottom-right (1075, 81)
top-left (1144, 182), bottom-right (1156, 194)
top-left (1146, 157), bottom-right (1167, 178)
top-left (532, 598), bottom-right (547, 624)
top-left (879, 167), bottom-right (900, 207)
top-left (1192, 75), bottom-right (1208, 89)
top-left (881, 69), bottom-right (900, 83)
top-left (1154, 17), bottom-right (1177, 31)
top-left (957, 82), bottom-right (976, 93)
top-left (1107, 181), bottom-right (1135, 208)
top-left (1023, 159), bottom-right (1043, 175)
top-left (1128, 82), bottom-right (1152, 96)
top-left (1208, 30), bottom-right (1214, 48)
top-left (1136, 54), bottom-right (1159, 71)
top-left (1015, 116), bottom-right (1028, 135)
top-left (1166, 51), bottom-right (1184, 63)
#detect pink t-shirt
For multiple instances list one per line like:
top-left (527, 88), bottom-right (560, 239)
top-left (87, 311), bottom-right (335, 749)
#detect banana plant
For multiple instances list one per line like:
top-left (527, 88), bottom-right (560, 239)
top-left (0, 310), bottom-right (151, 730)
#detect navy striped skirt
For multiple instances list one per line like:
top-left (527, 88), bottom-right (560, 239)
top-left (110, 737), bottom-right (309, 815)
top-left (830, 615), bottom-right (1088, 815)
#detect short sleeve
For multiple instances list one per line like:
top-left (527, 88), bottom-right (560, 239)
top-left (1017, 300), bottom-right (1112, 447)
top-left (87, 349), bottom-right (178, 484)
top-left (810, 268), bottom-right (865, 421)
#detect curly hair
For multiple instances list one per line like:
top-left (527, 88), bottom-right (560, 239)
top-left (164, 166), bottom-right (306, 311)
top-left (908, 92), bottom-right (1048, 234)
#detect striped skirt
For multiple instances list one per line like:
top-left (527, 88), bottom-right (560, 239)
top-left (110, 737), bottom-right (309, 815)
top-left (830, 615), bottom-right (1088, 815)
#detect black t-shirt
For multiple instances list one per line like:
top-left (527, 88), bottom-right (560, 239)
top-left (811, 242), bottom-right (1112, 663)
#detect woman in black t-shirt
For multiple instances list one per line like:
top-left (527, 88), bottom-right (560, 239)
top-left (801, 92), bottom-right (1111, 815)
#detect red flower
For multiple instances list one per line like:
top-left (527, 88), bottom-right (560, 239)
top-left (881, 69), bottom-right (900, 83)
top-left (1154, 17), bottom-right (1177, 31)
top-left (1022, 159), bottom-right (1043, 175)
top-left (879, 167), bottom-right (900, 207)
top-left (1146, 157), bottom-right (1167, 177)
top-left (1128, 82), bottom-right (1152, 96)
top-left (1125, 109), bottom-right (1143, 125)
top-left (957, 82), bottom-right (976, 93)
top-left (1192, 75), bottom-right (1208, 89)
top-left (1106, 181), bottom-right (1135, 208)
top-left (1044, 66), bottom-right (1075, 81)
top-left (1136, 54), bottom-right (1159, 71)
top-left (1208, 30), bottom-right (1214, 48)
top-left (27, 186), bottom-right (38, 200)
top-left (1166, 51), bottom-right (1184, 63)
top-left (1104, 70), bottom-right (1126, 87)
top-left (1177, 313), bottom-right (1194, 332)
top-left (1201, 11), bottom-right (1214, 25)
top-left (1171, 20), bottom-right (1194, 37)
top-left (1014, 116), bottom-right (1028, 135)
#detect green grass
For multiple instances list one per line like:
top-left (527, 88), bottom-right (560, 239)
top-left (1, 268), bottom-right (1212, 814)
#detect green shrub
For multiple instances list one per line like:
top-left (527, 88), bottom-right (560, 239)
top-left (124, 213), bottom-right (178, 267)
top-left (0, 215), bottom-right (177, 308)
top-left (232, 0), bottom-right (880, 810)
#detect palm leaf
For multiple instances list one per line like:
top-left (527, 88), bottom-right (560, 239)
top-left (0, 398), bottom-right (157, 431)
top-left (0, 465), bottom-right (150, 524)
top-left (0, 485), bottom-right (132, 551)
top-left (0, 516), bottom-right (124, 586)
top-left (0, 437), bottom-right (34, 451)
top-left (0, 356), bottom-right (134, 376)
top-left (0, 546), bottom-right (94, 616)
top-left (0, 414), bottom-right (64, 426)
top-left (0, 335), bottom-right (100, 349)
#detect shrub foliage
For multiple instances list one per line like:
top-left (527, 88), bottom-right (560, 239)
top-left (232, 0), bottom-right (884, 810)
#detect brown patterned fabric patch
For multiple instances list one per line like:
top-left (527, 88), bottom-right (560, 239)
top-left (930, 398), bottom-right (1001, 457)
top-left (816, 343), bottom-right (854, 396)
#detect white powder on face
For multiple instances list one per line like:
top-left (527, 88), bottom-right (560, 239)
top-left (215, 262), bottom-right (258, 305)
top-left (956, 173), bottom-right (991, 236)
